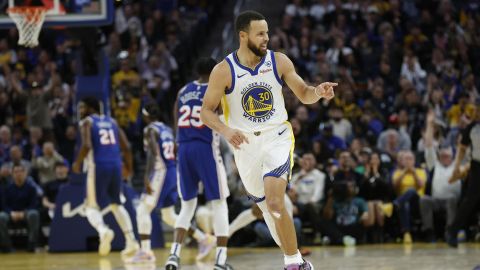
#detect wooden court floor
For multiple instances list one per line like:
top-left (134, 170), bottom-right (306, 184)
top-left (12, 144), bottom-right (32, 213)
top-left (2, 244), bottom-right (480, 270)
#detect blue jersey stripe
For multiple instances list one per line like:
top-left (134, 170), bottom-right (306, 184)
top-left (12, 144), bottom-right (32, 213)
top-left (225, 57), bottom-right (235, 95)
top-left (270, 50), bottom-right (283, 85)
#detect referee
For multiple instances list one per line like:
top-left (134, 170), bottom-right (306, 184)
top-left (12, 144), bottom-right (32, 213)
top-left (447, 105), bottom-right (480, 247)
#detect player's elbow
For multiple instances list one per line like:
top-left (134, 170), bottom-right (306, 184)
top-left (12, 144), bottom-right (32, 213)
top-left (200, 106), bottom-right (211, 125)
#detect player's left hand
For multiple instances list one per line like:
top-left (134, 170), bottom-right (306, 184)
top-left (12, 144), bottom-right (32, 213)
top-left (316, 82), bottom-right (337, 100)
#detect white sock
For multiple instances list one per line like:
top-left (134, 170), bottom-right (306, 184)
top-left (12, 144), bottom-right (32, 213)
top-left (229, 209), bottom-right (256, 237)
top-left (141, 239), bottom-right (151, 252)
top-left (284, 250), bottom-right (303, 265)
top-left (170, 242), bottom-right (181, 257)
top-left (193, 228), bottom-right (206, 241)
top-left (215, 247), bottom-right (227, 265)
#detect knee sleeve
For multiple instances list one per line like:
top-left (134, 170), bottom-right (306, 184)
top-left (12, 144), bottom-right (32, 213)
top-left (257, 200), bottom-right (282, 247)
top-left (136, 201), bottom-right (153, 235)
top-left (211, 199), bottom-right (229, 237)
top-left (161, 206), bottom-right (178, 228)
top-left (175, 198), bottom-right (197, 230)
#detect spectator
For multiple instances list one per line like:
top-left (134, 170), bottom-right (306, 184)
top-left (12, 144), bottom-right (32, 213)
top-left (315, 123), bottom-right (347, 155)
top-left (32, 142), bottom-right (64, 185)
top-left (328, 106), bottom-right (353, 142)
top-left (23, 127), bottom-right (43, 161)
top-left (420, 110), bottom-right (460, 242)
top-left (322, 181), bottom-right (369, 246)
top-left (112, 54), bottom-right (140, 88)
top-left (390, 151), bottom-right (427, 244)
top-left (0, 164), bottom-right (40, 252)
top-left (446, 93), bottom-right (476, 128)
top-left (2, 145), bottom-right (31, 174)
top-left (359, 151), bottom-right (393, 243)
top-left (57, 125), bottom-right (77, 165)
top-left (333, 151), bottom-right (363, 186)
top-left (377, 128), bottom-right (411, 159)
top-left (42, 161), bottom-right (69, 220)
top-left (24, 81), bottom-right (54, 139)
top-left (289, 153), bottom-right (326, 236)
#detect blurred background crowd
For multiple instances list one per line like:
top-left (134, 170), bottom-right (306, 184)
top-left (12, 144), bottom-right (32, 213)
top-left (0, 0), bottom-right (479, 252)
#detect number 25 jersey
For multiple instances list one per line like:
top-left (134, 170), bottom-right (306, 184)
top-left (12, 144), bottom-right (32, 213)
top-left (177, 81), bottom-right (213, 144)
top-left (222, 50), bottom-right (288, 133)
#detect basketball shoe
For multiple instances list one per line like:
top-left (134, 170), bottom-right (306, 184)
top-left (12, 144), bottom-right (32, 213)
top-left (121, 241), bottom-right (140, 260)
top-left (125, 249), bottom-right (156, 264)
top-left (213, 263), bottom-right (234, 270)
top-left (98, 228), bottom-right (114, 256)
top-left (165, 254), bottom-right (180, 270)
top-left (284, 260), bottom-right (314, 270)
top-left (196, 234), bottom-right (216, 261)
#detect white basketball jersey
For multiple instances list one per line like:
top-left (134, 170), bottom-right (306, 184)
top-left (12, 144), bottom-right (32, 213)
top-left (222, 50), bottom-right (288, 133)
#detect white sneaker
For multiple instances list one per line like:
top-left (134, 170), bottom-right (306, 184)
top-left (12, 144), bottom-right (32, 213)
top-left (196, 234), bottom-right (216, 261)
top-left (124, 249), bottom-right (156, 264)
top-left (99, 229), bottom-right (114, 256)
top-left (121, 241), bottom-right (140, 260)
top-left (342, 235), bottom-right (356, 247)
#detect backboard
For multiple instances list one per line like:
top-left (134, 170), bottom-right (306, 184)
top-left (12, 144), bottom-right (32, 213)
top-left (0, 0), bottom-right (113, 28)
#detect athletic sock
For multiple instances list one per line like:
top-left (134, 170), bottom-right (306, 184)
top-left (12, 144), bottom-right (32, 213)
top-left (284, 250), bottom-right (303, 265)
top-left (141, 239), bottom-right (151, 252)
top-left (215, 247), bottom-right (227, 265)
top-left (170, 242), bottom-right (182, 257)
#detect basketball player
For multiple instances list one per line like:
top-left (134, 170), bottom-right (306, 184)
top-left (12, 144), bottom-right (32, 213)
top-left (72, 97), bottom-right (138, 259)
top-left (165, 58), bottom-right (232, 270)
top-left (200, 11), bottom-right (336, 269)
top-left (128, 103), bottom-right (215, 263)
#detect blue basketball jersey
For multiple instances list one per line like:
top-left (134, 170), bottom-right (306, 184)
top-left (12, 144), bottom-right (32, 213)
top-left (87, 114), bottom-right (122, 164)
top-left (144, 122), bottom-right (176, 168)
top-left (177, 81), bottom-right (213, 144)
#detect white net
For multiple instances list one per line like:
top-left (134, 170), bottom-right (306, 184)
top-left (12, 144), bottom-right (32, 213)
top-left (7, 7), bottom-right (47, 48)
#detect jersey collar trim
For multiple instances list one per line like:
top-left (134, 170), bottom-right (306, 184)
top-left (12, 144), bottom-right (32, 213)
top-left (233, 50), bottom-right (266, 76)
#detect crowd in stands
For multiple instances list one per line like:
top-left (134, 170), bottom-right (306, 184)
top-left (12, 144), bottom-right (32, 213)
top-left (0, 0), bottom-right (479, 252)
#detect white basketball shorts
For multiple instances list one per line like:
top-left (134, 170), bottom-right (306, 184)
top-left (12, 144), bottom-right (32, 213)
top-left (232, 121), bottom-right (294, 202)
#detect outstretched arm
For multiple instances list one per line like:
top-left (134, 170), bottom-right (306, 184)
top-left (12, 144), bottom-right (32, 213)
top-left (424, 110), bottom-right (437, 170)
top-left (200, 61), bottom-right (249, 149)
top-left (276, 52), bottom-right (337, 104)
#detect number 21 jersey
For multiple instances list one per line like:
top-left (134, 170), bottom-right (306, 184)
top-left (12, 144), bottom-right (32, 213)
top-left (86, 114), bottom-right (122, 164)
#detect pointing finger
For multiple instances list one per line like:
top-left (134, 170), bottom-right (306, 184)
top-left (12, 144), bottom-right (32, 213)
top-left (326, 82), bottom-right (338, 87)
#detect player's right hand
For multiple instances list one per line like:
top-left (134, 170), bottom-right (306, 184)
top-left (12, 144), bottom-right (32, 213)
top-left (224, 128), bottom-right (249, 149)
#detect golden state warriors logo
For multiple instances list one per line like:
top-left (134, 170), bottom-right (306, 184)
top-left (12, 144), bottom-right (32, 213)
top-left (241, 82), bottom-right (276, 123)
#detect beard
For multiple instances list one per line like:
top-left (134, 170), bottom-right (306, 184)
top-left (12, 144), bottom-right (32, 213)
top-left (247, 39), bottom-right (267, 57)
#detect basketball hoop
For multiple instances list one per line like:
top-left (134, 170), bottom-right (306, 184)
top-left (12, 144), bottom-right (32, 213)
top-left (7, 6), bottom-right (47, 48)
